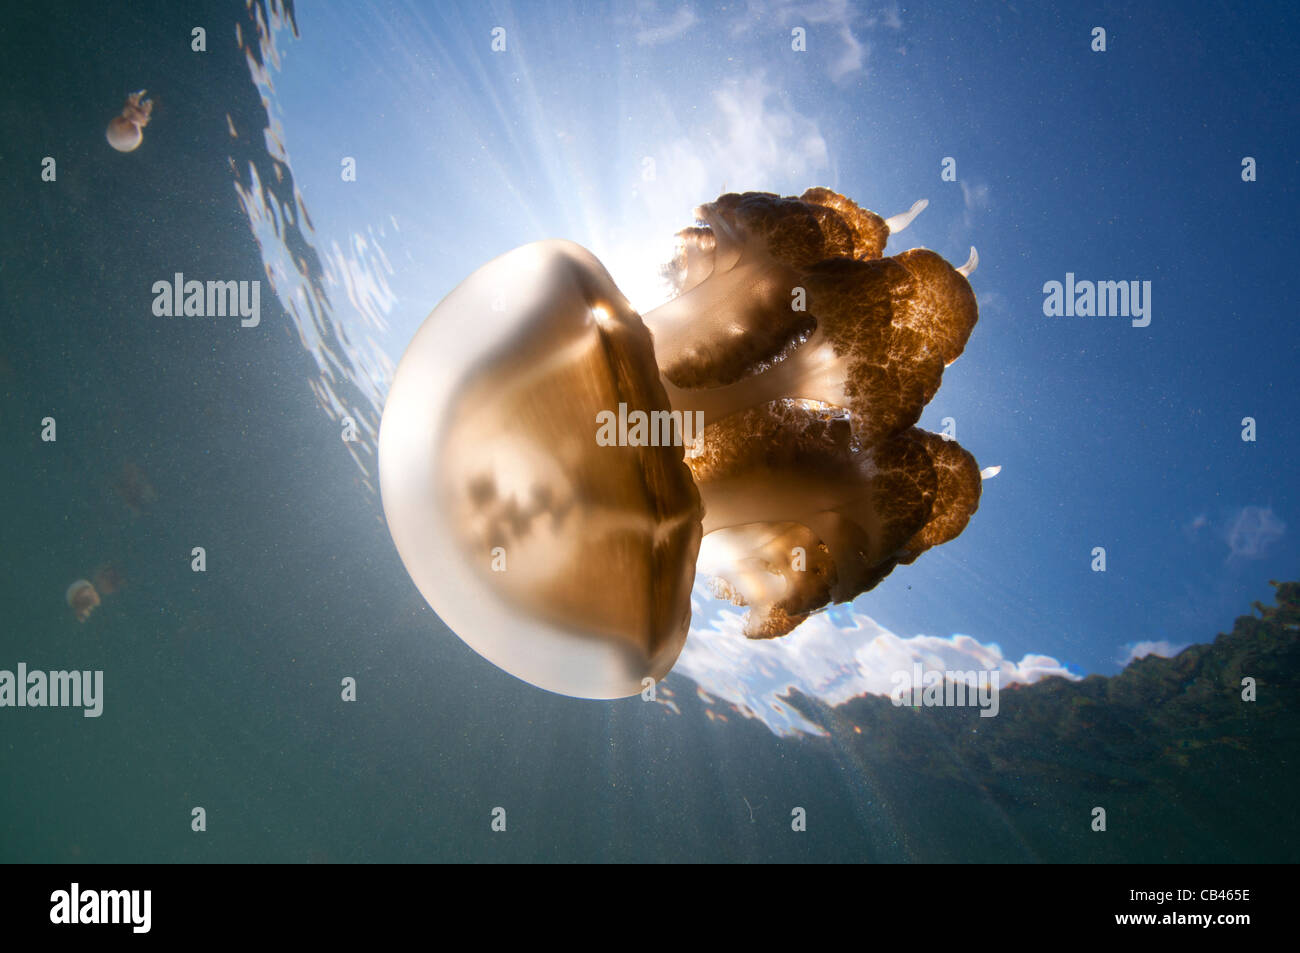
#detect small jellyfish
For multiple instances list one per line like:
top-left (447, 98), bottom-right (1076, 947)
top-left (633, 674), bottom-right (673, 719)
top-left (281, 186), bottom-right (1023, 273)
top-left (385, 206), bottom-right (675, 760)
top-left (114, 461), bottom-right (156, 515)
top-left (92, 562), bottom-right (126, 597)
top-left (106, 90), bottom-right (153, 153)
top-left (66, 579), bottom-right (101, 623)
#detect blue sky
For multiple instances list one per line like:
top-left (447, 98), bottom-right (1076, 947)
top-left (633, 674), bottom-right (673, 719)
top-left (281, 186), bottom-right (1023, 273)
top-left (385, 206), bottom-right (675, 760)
top-left (243, 0), bottom-right (1298, 730)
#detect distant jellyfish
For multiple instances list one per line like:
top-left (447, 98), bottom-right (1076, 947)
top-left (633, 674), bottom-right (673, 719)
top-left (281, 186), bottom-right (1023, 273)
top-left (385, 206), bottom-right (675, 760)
top-left (106, 90), bottom-right (153, 153)
top-left (66, 579), bottom-right (101, 622)
top-left (114, 462), bottom-right (156, 515)
top-left (92, 562), bottom-right (126, 597)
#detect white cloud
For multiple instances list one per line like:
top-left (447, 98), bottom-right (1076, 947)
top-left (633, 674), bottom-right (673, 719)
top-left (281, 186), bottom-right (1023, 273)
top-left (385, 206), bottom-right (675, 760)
top-left (829, 23), bottom-right (865, 81)
top-left (598, 71), bottom-right (830, 311)
top-left (635, 5), bottom-right (698, 46)
top-left (960, 179), bottom-right (991, 212)
top-left (731, 0), bottom-right (907, 82)
top-left (1225, 505), bottom-right (1286, 560)
top-left (675, 603), bottom-right (1079, 737)
top-left (957, 178), bottom-right (992, 234)
top-left (1121, 640), bottom-right (1189, 665)
top-left (649, 71), bottom-right (828, 205)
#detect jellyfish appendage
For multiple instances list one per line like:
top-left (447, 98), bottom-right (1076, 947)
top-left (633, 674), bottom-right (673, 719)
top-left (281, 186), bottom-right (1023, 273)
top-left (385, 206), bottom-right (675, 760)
top-left (884, 198), bottom-right (928, 235)
top-left (114, 462), bottom-right (157, 513)
top-left (92, 562), bottom-right (126, 597)
top-left (123, 90), bottom-right (153, 126)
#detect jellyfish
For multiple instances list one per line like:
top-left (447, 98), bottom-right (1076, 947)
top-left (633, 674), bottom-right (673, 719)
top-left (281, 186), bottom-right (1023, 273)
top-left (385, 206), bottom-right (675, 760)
top-left (92, 562), bottom-right (126, 597)
top-left (106, 90), bottom-right (153, 153)
top-left (66, 579), bottom-right (101, 622)
top-left (113, 462), bottom-right (156, 515)
top-left (379, 188), bottom-right (983, 698)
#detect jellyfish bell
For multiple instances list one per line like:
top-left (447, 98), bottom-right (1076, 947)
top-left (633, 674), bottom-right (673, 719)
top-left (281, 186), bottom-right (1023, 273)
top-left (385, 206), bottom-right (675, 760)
top-left (106, 117), bottom-right (142, 152)
top-left (66, 579), bottom-right (101, 623)
top-left (106, 90), bottom-right (153, 153)
top-left (379, 240), bottom-right (703, 699)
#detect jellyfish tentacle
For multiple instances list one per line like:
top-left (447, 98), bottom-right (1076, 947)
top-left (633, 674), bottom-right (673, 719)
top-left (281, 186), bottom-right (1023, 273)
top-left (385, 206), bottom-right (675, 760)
top-left (957, 246), bottom-right (979, 277)
top-left (885, 199), bottom-right (928, 235)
